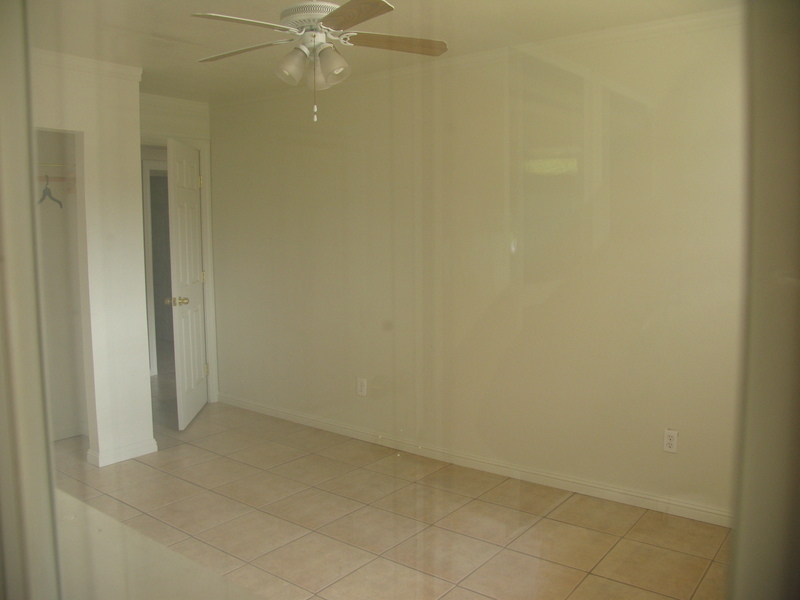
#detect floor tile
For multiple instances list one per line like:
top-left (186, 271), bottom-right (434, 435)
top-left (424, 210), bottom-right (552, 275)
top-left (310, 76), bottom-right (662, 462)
top-left (625, 511), bottom-right (729, 559)
top-left (365, 452), bottom-right (450, 482)
top-left (224, 565), bottom-right (312, 600)
top-left (79, 459), bottom-right (164, 493)
top-left (213, 471), bottom-right (309, 507)
top-left (373, 484), bottom-right (471, 524)
top-left (253, 532), bottom-right (375, 593)
top-left (318, 557), bottom-right (453, 600)
top-left (169, 538), bottom-right (245, 575)
top-left (67, 402), bottom-right (729, 600)
top-left (592, 539), bottom-right (709, 600)
top-left (269, 454), bottom-right (356, 485)
top-left (148, 491), bottom-right (253, 534)
top-left (197, 407), bottom-right (269, 429)
top-left (56, 474), bottom-right (103, 501)
top-left (318, 506), bottom-right (428, 554)
top-left (227, 441), bottom-right (309, 470)
top-left (172, 456), bottom-right (262, 488)
top-left (237, 418), bottom-right (310, 440)
top-left (479, 479), bottom-right (572, 516)
top-left (155, 417), bottom-right (228, 442)
top-left (108, 474), bottom-right (204, 511)
top-left (317, 468), bottom-right (410, 503)
top-left (436, 500), bottom-right (540, 546)
top-left (197, 402), bottom-right (242, 417)
top-left (135, 443), bottom-right (219, 472)
top-left (440, 589), bottom-right (494, 600)
top-left (316, 439), bottom-right (396, 466)
top-left (196, 510), bottom-right (310, 561)
top-left (54, 449), bottom-right (99, 479)
top-left (122, 514), bottom-right (189, 546)
top-left (461, 549), bottom-right (584, 600)
top-left (384, 526), bottom-right (502, 583)
top-left (189, 429), bottom-right (270, 455)
top-left (715, 532), bottom-right (733, 564)
top-left (278, 428), bottom-right (351, 453)
top-left (508, 518), bottom-right (618, 571)
top-left (547, 494), bottom-right (646, 536)
top-left (418, 465), bottom-right (508, 498)
top-left (693, 562), bottom-right (728, 600)
top-left (84, 494), bottom-right (142, 521)
top-left (566, 575), bottom-right (674, 599)
top-left (262, 487), bottom-right (364, 529)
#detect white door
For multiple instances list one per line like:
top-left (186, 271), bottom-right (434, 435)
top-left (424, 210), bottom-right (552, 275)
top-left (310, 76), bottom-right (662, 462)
top-left (167, 139), bottom-right (208, 429)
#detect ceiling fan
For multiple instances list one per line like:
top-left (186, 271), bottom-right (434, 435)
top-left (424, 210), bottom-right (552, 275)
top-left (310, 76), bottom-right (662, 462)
top-left (193, 0), bottom-right (448, 91)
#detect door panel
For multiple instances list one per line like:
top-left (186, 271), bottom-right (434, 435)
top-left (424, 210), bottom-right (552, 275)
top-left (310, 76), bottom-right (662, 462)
top-left (167, 138), bottom-right (208, 429)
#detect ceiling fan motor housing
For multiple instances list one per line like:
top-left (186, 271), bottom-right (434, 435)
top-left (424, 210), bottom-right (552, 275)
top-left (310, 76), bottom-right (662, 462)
top-left (280, 1), bottom-right (340, 29)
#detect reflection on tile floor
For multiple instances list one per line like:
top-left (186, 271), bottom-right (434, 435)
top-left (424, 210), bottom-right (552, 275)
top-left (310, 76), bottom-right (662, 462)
top-left (53, 401), bottom-right (731, 600)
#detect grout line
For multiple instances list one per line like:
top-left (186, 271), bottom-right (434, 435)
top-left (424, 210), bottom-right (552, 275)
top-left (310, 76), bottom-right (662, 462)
top-left (563, 572), bottom-right (591, 600)
top-left (688, 560), bottom-right (714, 600)
top-left (572, 573), bottom-right (685, 600)
top-left (616, 535), bottom-right (720, 562)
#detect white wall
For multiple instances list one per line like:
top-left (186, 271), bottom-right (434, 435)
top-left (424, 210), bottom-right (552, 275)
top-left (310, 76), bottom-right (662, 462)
top-left (140, 93), bottom-right (210, 146)
top-left (31, 50), bottom-right (156, 466)
top-left (211, 10), bottom-right (745, 524)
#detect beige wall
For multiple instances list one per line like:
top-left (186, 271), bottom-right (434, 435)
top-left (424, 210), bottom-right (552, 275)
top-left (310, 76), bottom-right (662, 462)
top-left (211, 10), bottom-right (745, 523)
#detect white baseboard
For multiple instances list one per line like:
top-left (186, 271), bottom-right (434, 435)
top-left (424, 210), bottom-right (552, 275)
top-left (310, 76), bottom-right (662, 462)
top-left (86, 437), bottom-right (158, 467)
top-left (218, 393), bottom-right (734, 527)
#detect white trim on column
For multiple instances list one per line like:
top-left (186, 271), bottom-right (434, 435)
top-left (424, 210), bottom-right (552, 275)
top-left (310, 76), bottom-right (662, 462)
top-left (86, 438), bottom-right (158, 467)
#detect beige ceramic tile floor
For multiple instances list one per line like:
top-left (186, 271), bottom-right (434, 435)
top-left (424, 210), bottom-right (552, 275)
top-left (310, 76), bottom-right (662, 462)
top-left (54, 403), bottom-right (732, 600)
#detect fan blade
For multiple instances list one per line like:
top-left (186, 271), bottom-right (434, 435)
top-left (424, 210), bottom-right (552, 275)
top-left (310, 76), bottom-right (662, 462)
top-left (321, 0), bottom-right (394, 31)
top-left (346, 32), bottom-right (447, 56)
top-left (192, 13), bottom-right (300, 35)
top-left (198, 39), bottom-right (295, 63)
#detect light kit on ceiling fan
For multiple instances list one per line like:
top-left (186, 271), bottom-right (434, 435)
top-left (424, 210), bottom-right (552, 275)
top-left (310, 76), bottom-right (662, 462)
top-left (193, 0), bottom-right (448, 120)
top-left (317, 44), bottom-right (351, 84)
top-left (275, 45), bottom-right (310, 84)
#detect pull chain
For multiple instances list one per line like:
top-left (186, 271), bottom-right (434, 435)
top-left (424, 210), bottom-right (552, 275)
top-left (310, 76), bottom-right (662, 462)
top-left (313, 58), bottom-right (318, 123)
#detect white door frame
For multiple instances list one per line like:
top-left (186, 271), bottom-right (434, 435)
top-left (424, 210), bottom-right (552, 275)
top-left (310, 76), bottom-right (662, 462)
top-left (141, 140), bottom-right (218, 403)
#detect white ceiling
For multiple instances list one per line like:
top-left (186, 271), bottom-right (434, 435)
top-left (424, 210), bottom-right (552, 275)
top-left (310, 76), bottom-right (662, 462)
top-left (27, 0), bottom-right (741, 104)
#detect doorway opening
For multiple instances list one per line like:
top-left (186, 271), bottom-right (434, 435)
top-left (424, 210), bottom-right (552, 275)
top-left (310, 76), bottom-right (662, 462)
top-left (35, 129), bottom-right (88, 442)
top-left (144, 162), bottom-right (179, 430)
top-left (142, 141), bottom-right (210, 433)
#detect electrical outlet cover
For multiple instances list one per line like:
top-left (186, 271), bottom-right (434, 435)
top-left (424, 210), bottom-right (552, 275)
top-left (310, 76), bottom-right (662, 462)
top-left (663, 429), bottom-right (678, 453)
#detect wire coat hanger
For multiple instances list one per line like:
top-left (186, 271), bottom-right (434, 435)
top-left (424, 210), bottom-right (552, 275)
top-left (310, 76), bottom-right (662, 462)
top-left (38, 175), bottom-right (63, 208)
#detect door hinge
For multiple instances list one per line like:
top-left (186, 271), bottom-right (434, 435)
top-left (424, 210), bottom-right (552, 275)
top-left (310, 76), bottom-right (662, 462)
top-left (201, 271), bottom-right (206, 283)
top-left (198, 175), bottom-right (203, 189)
top-left (205, 364), bottom-right (210, 376)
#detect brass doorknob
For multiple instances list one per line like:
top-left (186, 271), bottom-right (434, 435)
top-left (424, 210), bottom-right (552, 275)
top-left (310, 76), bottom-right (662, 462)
top-left (165, 297), bottom-right (190, 306)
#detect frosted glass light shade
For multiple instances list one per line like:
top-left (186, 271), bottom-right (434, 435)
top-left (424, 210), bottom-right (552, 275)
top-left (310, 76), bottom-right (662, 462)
top-left (318, 45), bottom-right (351, 85)
top-left (275, 47), bottom-right (308, 85)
